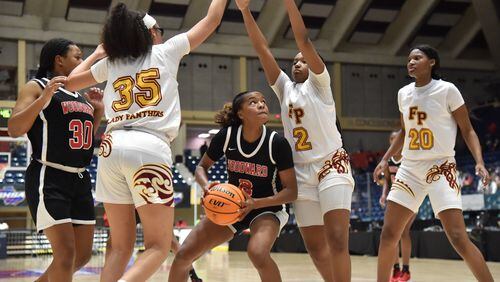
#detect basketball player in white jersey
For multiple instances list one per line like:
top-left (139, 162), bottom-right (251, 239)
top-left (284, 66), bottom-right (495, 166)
top-left (373, 45), bottom-right (493, 282)
top-left (65, 2), bottom-right (227, 281)
top-left (236, 1), bottom-right (354, 281)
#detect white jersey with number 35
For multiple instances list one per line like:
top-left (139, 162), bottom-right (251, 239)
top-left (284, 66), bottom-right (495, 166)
top-left (271, 68), bottom-right (343, 164)
top-left (399, 79), bottom-right (465, 161)
top-left (91, 33), bottom-right (190, 142)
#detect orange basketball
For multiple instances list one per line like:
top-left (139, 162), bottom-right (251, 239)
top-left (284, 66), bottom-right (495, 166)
top-left (203, 183), bottom-right (245, 226)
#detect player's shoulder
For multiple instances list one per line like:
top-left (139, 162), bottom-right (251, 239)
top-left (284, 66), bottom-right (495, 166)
top-left (398, 82), bottom-right (414, 94)
top-left (436, 79), bottom-right (457, 90)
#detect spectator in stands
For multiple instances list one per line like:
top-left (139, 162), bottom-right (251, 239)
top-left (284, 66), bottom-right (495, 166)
top-left (237, 0), bottom-right (355, 281)
top-left (8, 38), bottom-right (104, 282)
top-left (64, 1), bottom-right (227, 281)
top-left (175, 218), bottom-right (188, 228)
top-left (374, 45), bottom-right (493, 282)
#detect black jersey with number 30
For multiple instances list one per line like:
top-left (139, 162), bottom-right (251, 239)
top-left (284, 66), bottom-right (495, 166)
top-left (207, 125), bottom-right (294, 213)
top-left (28, 78), bottom-right (95, 168)
top-left (387, 156), bottom-right (402, 187)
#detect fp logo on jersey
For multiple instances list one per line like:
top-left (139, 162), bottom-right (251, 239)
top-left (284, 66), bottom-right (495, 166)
top-left (409, 106), bottom-right (427, 125)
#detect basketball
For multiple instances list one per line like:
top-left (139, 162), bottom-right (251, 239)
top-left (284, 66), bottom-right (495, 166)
top-left (203, 183), bottom-right (245, 225)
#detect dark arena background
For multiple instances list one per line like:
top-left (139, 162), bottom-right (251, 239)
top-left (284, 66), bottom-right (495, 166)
top-left (0, 0), bottom-right (499, 281)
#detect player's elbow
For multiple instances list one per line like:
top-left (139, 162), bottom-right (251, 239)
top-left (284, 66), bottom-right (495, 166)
top-left (296, 34), bottom-right (311, 46)
top-left (205, 11), bottom-right (223, 30)
top-left (291, 188), bottom-right (298, 201)
top-left (7, 122), bottom-right (24, 138)
top-left (286, 186), bottom-right (298, 203)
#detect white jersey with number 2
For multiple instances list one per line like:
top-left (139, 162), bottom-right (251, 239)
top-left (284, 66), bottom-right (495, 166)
top-left (271, 68), bottom-right (343, 164)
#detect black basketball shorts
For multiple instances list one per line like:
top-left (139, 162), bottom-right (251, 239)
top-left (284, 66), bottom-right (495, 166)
top-left (25, 161), bottom-right (95, 232)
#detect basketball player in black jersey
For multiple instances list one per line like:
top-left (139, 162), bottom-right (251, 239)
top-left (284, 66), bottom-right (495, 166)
top-left (8, 38), bottom-right (103, 282)
top-left (169, 91), bottom-right (298, 282)
top-left (380, 131), bottom-right (415, 282)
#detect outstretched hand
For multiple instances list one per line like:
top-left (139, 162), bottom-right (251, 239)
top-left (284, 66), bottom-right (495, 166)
top-left (83, 87), bottom-right (104, 112)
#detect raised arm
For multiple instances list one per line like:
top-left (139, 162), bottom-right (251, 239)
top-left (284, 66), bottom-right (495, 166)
top-left (283, 0), bottom-right (324, 74)
top-left (65, 44), bottom-right (107, 91)
top-left (186, 0), bottom-right (227, 51)
top-left (236, 0), bottom-right (281, 85)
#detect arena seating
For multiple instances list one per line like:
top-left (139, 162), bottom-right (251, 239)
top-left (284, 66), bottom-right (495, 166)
top-left (0, 151), bottom-right (497, 222)
top-left (185, 154), bottom-right (228, 183)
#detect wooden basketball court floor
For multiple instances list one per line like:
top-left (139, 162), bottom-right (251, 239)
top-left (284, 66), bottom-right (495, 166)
top-left (1, 251), bottom-right (499, 281)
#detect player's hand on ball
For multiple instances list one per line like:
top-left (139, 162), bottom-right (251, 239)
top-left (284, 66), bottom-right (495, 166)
top-left (84, 87), bottom-right (104, 112)
top-left (235, 0), bottom-right (250, 10)
top-left (201, 182), bottom-right (219, 206)
top-left (203, 182), bottom-right (219, 197)
top-left (475, 164), bottom-right (491, 188)
top-left (238, 190), bottom-right (255, 221)
top-left (373, 159), bottom-right (388, 183)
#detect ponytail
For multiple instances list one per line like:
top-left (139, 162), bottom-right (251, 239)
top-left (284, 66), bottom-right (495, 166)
top-left (102, 3), bottom-right (153, 61)
top-left (214, 91), bottom-right (253, 128)
top-left (36, 38), bottom-right (74, 79)
top-left (215, 103), bottom-right (240, 127)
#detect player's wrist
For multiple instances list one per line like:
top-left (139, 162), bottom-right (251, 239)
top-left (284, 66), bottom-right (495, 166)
top-left (252, 198), bottom-right (262, 209)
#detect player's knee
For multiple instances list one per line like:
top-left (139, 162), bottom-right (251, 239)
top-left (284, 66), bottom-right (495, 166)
top-left (53, 243), bottom-right (76, 261)
top-left (380, 226), bottom-right (401, 245)
top-left (305, 243), bottom-right (330, 263)
top-left (109, 239), bottom-right (135, 257)
top-left (326, 228), bottom-right (348, 253)
top-left (145, 240), bottom-right (170, 258)
top-left (74, 249), bottom-right (92, 270)
top-left (247, 248), bottom-right (270, 269)
top-left (446, 229), bottom-right (468, 251)
top-left (172, 246), bottom-right (195, 267)
top-left (53, 248), bottom-right (75, 270)
top-left (401, 227), bottom-right (411, 240)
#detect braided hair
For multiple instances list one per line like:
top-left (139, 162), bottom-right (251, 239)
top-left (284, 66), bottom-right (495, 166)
top-left (35, 38), bottom-right (75, 79)
top-left (411, 44), bottom-right (441, 80)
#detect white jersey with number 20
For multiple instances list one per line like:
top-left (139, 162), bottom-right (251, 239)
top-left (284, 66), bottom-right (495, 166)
top-left (399, 79), bottom-right (465, 161)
